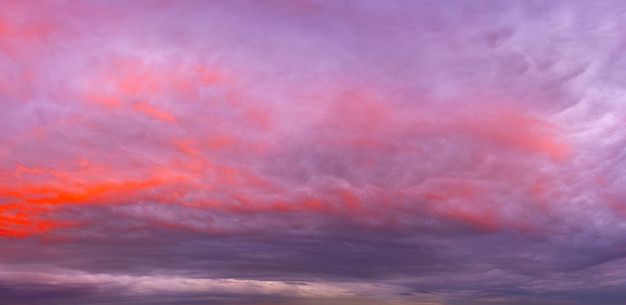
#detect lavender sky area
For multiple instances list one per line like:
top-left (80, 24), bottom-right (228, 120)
top-left (1, 0), bottom-right (626, 304)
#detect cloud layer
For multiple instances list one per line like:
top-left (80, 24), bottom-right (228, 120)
top-left (2, 0), bottom-right (626, 304)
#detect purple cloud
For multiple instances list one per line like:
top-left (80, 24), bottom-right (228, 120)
top-left (2, 0), bottom-right (626, 304)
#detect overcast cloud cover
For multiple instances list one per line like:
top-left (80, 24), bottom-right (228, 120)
top-left (2, 0), bottom-right (626, 304)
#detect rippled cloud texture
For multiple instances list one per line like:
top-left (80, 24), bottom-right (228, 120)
top-left (2, 0), bottom-right (626, 304)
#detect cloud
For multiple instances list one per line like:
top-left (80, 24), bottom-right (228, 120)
top-left (2, 0), bottom-right (626, 304)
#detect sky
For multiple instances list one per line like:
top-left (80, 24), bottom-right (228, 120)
top-left (1, 0), bottom-right (626, 304)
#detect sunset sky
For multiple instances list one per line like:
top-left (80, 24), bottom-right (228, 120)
top-left (2, 0), bottom-right (626, 304)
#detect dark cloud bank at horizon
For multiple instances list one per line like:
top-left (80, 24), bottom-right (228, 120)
top-left (2, 0), bottom-right (626, 304)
